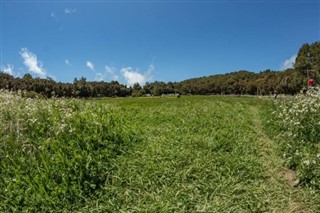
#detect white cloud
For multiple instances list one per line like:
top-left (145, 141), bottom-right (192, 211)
top-left (51, 12), bottom-right (57, 20)
top-left (20, 48), bottom-right (46, 77)
top-left (146, 64), bottom-right (155, 76)
top-left (86, 61), bottom-right (95, 71)
top-left (2, 64), bottom-right (14, 76)
top-left (83, 62), bottom-right (153, 85)
top-left (105, 65), bottom-right (119, 81)
top-left (93, 66), bottom-right (119, 82)
top-left (64, 8), bottom-right (77, 14)
top-left (121, 65), bottom-right (154, 86)
top-left (282, 54), bottom-right (297, 70)
top-left (121, 67), bottom-right (145, 86)
top-left (65, 59), bottom-right (72, 66)
top-left (95, 73), bottom-right (104, 81)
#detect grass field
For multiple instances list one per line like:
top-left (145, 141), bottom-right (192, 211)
top-left (0, 92), bottom-right (318, 212)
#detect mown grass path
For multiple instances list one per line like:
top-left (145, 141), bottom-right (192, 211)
top-left (88, 96), bottom-right (317, 212)
top-left (250, 105), bottom-right (316, 213)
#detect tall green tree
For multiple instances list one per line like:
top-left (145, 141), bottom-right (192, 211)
top-left (295, 41), bottom-right (320, 81)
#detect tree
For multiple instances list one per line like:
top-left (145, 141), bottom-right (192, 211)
top-left (295, 42), bottom-right (320, 84)
top-left (23, 73), bottom-right (33, 80)
top-left (132, 82), bottom-right (142, 97)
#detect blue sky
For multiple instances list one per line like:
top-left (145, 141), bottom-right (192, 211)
top-left (1, 1), bottom-right (319, 85)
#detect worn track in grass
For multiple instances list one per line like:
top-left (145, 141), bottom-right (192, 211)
top-left (86, 96), bottom-right (317, 212)
top-left (250, 105), bottom-right (316, 213)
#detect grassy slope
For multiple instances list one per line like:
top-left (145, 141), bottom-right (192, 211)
top-left (1, 95), bottom-right (317, 212)
top-left (84, 96), bottom-right (318, 212)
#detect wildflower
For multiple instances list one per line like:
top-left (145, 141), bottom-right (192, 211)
top-left (60, 124), bottom-right (67, 131)
top-left (303, 160), bottom-right (310, 166)
top-left (28, 118), bottom-right (37, 124)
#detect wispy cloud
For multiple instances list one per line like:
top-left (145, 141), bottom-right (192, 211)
top-left (105, 66), bottom-right (119, 81)
top-left (2, 64), bottom-right (14, 76)
top-left (94, 66), bottom-right (119, 82)
top-left (64, 8), bottom-right (77, 14)
top-left (20, 48), bottom-right (46, 78)
top-left (121, 65), bottom-right (153, 86)
top-left (282, 54), bottom-right (297, 70)
top-left (84, 61), bottom-right (153, 84)
top-left (146, 64), bottom-right (154, 77)
top-left (86, 61), bottom-right (95, 71)
top-left (51, 8), bottom-right (76, 31)
top-left (65, 59), bottom-right (72, 66)
top-left (50, 12), bottom-right (57, 20)
top-left (95, 73), bottom-right (104, 82)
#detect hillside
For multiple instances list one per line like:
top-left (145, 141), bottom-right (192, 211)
top-left (0, 41), bottom-right (318, 98)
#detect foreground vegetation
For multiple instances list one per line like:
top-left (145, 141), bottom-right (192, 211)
top-left (0, 90), bottom-right (140, 211)
top-left (267, 88), bottom-right (320, 192)
top-left (1, 91), bottom-right (319, 212)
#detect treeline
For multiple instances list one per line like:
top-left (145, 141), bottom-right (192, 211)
top-left (0, 74), bottom-right (131, 98)
top-left (141, 68), bottom-right (304, 96)
top-left (0, 68), bottom-right (301, 98)
top-left (0, 41), bottom-right (319, 98)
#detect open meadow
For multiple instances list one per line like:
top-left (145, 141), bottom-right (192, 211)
top-left (0, 91), bottom-right (319, 212)
top-left (2, 1), bottom-right (319, 212)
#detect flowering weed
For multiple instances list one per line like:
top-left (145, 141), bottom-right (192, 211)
top-left (0, 90), bottom-right (139, 211)
top-left (271, 88), bottom-right (320, 191)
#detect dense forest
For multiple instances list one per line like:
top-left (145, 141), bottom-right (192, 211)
top-left (1, 42), bottom-right (319, 98)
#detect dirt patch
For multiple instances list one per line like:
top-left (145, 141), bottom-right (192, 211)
top-left (283, 170), bottom-right (296, 181)
top-left (282, 170), bottom-right (300, 187)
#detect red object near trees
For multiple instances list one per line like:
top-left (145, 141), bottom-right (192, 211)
top-left (308, 79), bottom-right (314, 87)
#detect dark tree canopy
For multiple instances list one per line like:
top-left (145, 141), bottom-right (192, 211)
top-left (295, 41), bottom-right (320, 80)
top-left (1, 41), bottom-right (318, 98)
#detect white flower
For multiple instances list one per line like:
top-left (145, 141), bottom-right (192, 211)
top-left (60, 124), bottom-right (67, 131)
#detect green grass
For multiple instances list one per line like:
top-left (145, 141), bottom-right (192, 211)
top-left (89, 96), bottom-right (318, 212)
top-left (0, 93), bottom-right (318, 212)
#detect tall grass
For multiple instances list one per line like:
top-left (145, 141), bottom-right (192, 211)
top-left (0, 90), bottom-right (139, 211)
top-left (1, 92), bottom-right (318, 211)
